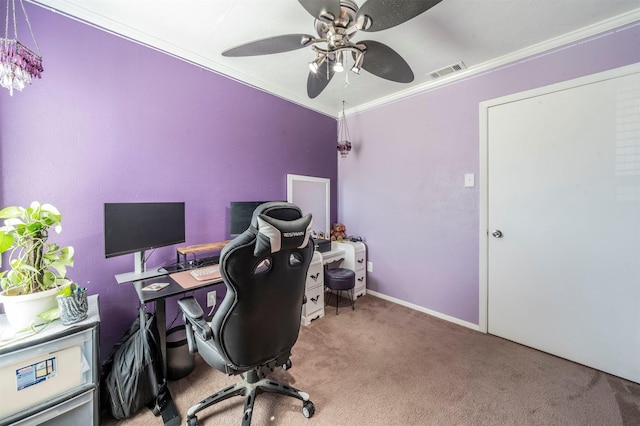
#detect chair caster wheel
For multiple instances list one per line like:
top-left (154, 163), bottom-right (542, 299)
top-left (283, 359), bottom-right (292, 370)
top-left (186, 416), bottom-right (199, 426)
top-left (302, 401), bottom-right (315, 418)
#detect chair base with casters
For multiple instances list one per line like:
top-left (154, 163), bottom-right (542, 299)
top-left (324, 267), bottom-right (356, 314)
top-left (178, 296), bottom-right (315, 426)
top-left (184, 365), bottom-right (315, 426)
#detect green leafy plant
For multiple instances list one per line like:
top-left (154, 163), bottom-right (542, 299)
top-left (0, 201), bottom-right (74, 295)
top-left (57, 281), bottom-right (75, 297)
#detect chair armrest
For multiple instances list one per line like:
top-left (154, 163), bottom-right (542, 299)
top-left (178, 297), bottom-right (213, 344)
top-left (178, 296), bottom-right (205, 319)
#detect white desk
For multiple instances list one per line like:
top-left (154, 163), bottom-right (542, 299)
top-left (301, 241), bottom-right (367, 325)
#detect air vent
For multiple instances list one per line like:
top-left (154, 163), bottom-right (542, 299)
top-left (429, 61), bottom-right (466, 79)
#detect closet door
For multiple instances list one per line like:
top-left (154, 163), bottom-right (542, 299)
top-left (485, 67), bottom-right (640, 382)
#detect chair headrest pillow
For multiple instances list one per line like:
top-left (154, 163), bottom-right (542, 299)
top-left (255, 213), bottom-right (312, 257)
top-left (250, 201), bottom-right (302, 229)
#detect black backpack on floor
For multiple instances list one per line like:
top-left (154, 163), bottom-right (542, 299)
top-left (101, 307), bottom-right (166, 419)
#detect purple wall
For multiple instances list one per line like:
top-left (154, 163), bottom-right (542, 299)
top-left (0, 4), bottom-right (337, 357)
top-left (338, 21), bottom-right (640, 325)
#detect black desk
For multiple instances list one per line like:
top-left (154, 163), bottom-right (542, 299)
top-left (132, 273), bottom-right (224, 425)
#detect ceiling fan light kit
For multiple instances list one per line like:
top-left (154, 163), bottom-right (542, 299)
top-left (221, 0), bottom-right (443, 99)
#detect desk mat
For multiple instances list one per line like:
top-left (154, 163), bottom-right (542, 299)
top-left (170, 266), bottom-right (222, 289)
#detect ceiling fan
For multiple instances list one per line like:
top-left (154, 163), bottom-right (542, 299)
top-left (222, 0), bottom-right (443, 98)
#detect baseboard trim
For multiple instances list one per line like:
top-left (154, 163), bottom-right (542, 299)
top-left (366, 290), bottom-right (481, 332)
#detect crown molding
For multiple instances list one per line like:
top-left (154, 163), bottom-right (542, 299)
top-left (346, 9), bottom-right (640, 117)
top-left (28, 1), bottom-right (640, 119)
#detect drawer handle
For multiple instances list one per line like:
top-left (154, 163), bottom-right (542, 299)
top-left (357, 259), bottom-right (364, 264)
top-left (358, 277), bottom-right (364, 282)
top-left (310, 273), bottom-right (320, 281)
top-left (310, 296), bottom-right (319, 304)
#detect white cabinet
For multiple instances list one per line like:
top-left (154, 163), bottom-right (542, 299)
top-left (335, 241), bottom-right (367, 298)
top-left (301, 251), bottom-right (325, 326)
top-left (0, 296), bottom-right (100, 426)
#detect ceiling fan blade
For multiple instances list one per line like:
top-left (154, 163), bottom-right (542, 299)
top-left (307, 61), bottom-right (336, 98)
top-left (360, 40), bottom-right (414, 83)
top-left (222, 34), bottom-right (314, 57)
top-left (357, 0), bottom-right (443, 32)
top-left (298, 0), bottom-right (341, 21)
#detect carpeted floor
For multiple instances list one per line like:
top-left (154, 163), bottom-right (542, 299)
top-left (101, 295), bottom-right (640, 425)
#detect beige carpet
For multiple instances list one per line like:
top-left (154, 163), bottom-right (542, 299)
top-left (102, 295), bottom-right (640, 425)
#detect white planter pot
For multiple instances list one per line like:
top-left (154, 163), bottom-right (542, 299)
top-left (0, 287), bottom-right (59, 329)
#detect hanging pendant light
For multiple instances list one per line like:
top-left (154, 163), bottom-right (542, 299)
top-left (337, 100), bottom-right (352, 158)
top-left (1, 0), bottom-right (43, 96)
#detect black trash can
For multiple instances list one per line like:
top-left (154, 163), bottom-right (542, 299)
top-left (166, 325), bottom-right (195, 380)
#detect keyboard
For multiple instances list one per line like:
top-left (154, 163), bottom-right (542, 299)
top-left (190, 265), bottom-right (221, 281)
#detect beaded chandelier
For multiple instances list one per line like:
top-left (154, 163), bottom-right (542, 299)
top-left (1, 0), bottom-right (43, 96)
top-left (337, 101), bottom-right (352, 158)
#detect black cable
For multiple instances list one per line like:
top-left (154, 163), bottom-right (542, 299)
top-left (143, 248), bottom-right (156, 263)
top-left (167, 290), bottom-right (194, 329)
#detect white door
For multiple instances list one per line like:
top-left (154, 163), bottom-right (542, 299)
top-left (483, 65), bottom-right (640, 383)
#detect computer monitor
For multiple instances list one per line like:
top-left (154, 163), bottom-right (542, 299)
top-left (104, 202), bottom-right (185, 279)
top-left (229, 201), bottom-right (271, 237)
top-left (104, 202), bottom-right (186, 258)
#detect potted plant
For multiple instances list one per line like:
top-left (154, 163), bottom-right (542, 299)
top-left (0, 201), bottom-right (74, 328)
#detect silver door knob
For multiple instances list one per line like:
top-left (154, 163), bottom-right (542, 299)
top-left (492, 230), bottom-right (503, 238)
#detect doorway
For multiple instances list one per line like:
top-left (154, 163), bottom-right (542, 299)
top-left (479, 63), bottom-right (640, 383)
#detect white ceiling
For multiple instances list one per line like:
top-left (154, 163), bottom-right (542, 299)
top-left (32, 0), bottom-right (640, 117)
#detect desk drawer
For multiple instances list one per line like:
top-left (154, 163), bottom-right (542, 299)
top-left (306, 263), bottom-right (323, 289)
top-left (355, 270), bottom-right (366, 298)
top-left (302, 285), bottom-right (324, 326)
top-left (11, 389), bottom-right (95, 426)
top-left (304, 285), bottom-right (324, 313)
top-left (354, 251), bottom-right (366, 271)
top-left (0, 328), bottom-right (96, 420)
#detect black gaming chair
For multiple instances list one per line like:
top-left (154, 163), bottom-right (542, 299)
top-left (177, 202), bottom-right (315, 426)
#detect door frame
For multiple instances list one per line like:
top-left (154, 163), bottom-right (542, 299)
top-left (478, 62), bottom-right (640, 333)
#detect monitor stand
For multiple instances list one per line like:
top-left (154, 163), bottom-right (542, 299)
top-left (115, 250), bottom-right (168, 284)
